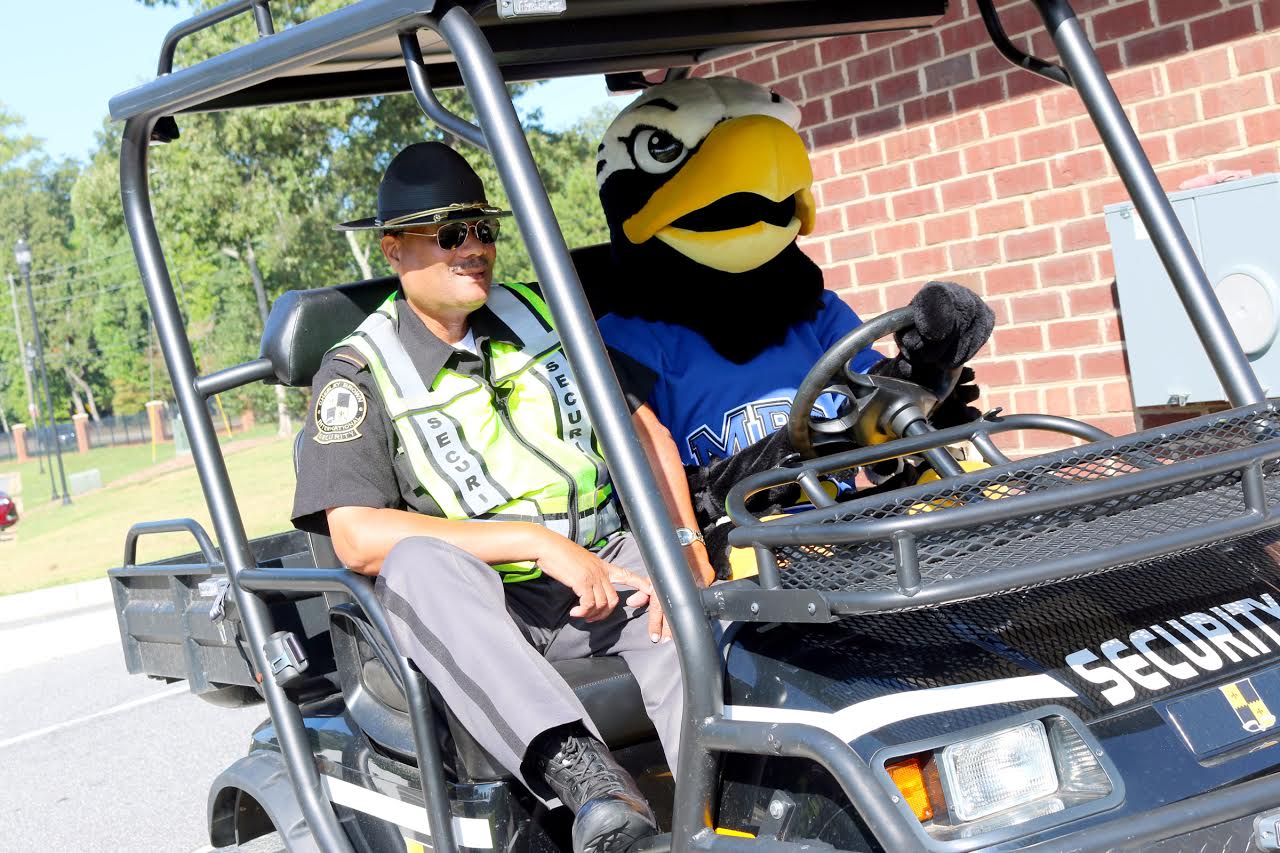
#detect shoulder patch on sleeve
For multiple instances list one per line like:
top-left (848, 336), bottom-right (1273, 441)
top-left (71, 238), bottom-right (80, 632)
top-left (313, 378), bottom-right (368, 445)
top-left (331, 350), bottom-right (368, 370)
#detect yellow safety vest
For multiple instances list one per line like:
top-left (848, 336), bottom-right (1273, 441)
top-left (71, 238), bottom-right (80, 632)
top-left (338, 283), bottom-right (620, 582)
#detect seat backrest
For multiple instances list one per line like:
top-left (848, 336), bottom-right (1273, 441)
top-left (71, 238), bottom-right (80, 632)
top-left (261, 276), bottom-right (398, 388)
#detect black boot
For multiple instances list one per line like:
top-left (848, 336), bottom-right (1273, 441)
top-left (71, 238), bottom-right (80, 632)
top-left (529, 725), bottom-right (658, 853)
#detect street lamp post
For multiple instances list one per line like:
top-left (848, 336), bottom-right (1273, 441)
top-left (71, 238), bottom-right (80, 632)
top-left (15, 238), bottom-right (70, 505)
top-left (21, 344), bottom-right (44, 474)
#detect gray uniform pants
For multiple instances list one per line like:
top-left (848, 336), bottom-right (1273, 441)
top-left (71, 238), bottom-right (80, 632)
top-left (374, 532), bottom-right (683, 788)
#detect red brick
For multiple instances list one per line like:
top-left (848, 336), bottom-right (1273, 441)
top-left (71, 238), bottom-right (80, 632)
top-left (1061, 218), bottom-right (1110, 251)
top-left (948, 76), bottom-right (1003, 113)
top-left (976, 201), bottom-right (1029, 233)
top-left (1245, 110), bottom-right (1280, 146)
top-left (949, 237), bottom-right (1001, 270)
top-left (1173, 118), bottom-right (1243, 159)
top-left (812, 208), bottom-right (841, 236)
top-left (1135, 93), bottom-right (1200, 132)
top-left (798, 239), bottom-right (827, 266)
top-left (1103, 380), bottom-right (1134, 413)
top-left (1112, 68), bottom-right (1163, 104)
top-left (891, 187), bottom-right (941, 219)
top-left (1024, 354), bottom-right (1079, 383)
top-left (1019, 126), bottom-right (1074, 161)
top-left (1007, 69), bottom-right (1056, 99)
top-left (925, 55), bottom-right (975, 91)
top-left (1068, 283), bottom-right (1118, 315)
top-left (1201, 77), bottom-right (1269, 120)
top-left (1095, 248), bottom-right (1116, 279)
top-left (798, 98), bottom-right (828, 130)
top-left (811, 120), bottom-right (855, 149)
top-left (1086, 181), bottom-right (1132, 211)
top-left (924, 211), bottom-right (974, 244)
top-left (1048, 319), bottom-right (1104, 349)
top-left (1072, 384), bottom-right (1102, 416)
top-left (1235, 34), bottom-right (1280, 74)
top-left (844, 198), bottom-right (891, 228)
top-left (1041, 90), bottom-right (1087, 124)
top-left (1190, 7), bottom-right (1260, 50)
top-left (942, 18), bottom-right (988, 53)
top-left (994, 162), bottom-right (1050, 198)
top-left (1092, 2), bottom-right (1154, 43)
top-left (821, 175), bottom-right (867, 206)
top-left (838, 141), bottom-right (886, 172)
top-left (1045, 386), bottom-right (1072, 416)
top-left (1030, 189), bottom-right (1086, 226)
top-left (1039, 252), bottom-right (1096, 287)
top-left (893, 33), bottom-right (942, 70)
top-left (901, 247), bottom-right (949, 277)
top-left (1211, 147), bottom-right (1280, 176)
top-left (820, 35), bottom-right (867, 66)
top-left (985, 101), bottom-right (1039, 138)
top-left (1103, 312), bottom-right (1124, 344)
top-left (856, 107), bottom-right (903, 137)
top-left (1155, 0), bottom-right (1221, 25)
top-left (867, 163), bottom-right (912, 195)
top-left (935, 114), bottom-right (985, 150)
top-left (994, 326), bottom-right (1044, 356)
top-left (803, 65), bottom-right (846, 98)
top-left (845, 49), bottom-right (894, 84)
top-left (975, 358), bottom-right (1023, 388)
top-left (941, 175), bottom-right (993, 208)
top-left (1165, 49), bottom-right (1232, 90)
top-left (777, 44), bottom-right (818, 77)
top-left (1124, 26), bottom-right (1190, 66)
top-left (772, 76), bottom-right (803, 103)
top-left (1141, 135), bottom-right (1171, 166)
top-left (903, 92), bottom-right (956, 125)
top-left (1050, 149), bottom-right (1109, 188)
top-left (1004, 228), bottom-right (1057, 261)
top-left (1080, 348), bottom-right (1128, 379)
top-left (1075, 116), bottom-right (1103, 148)
top-left (854, 256), bottom-right (900, 285)
top-left (821, 263), bottom-right (852, 292)
top-left (982, 263), bottom-right (1035, 296)
top-left (1265, 0), bottom-right (1280, 30)
top-left (1011, 291), bottom-right (1065, 323)
top-left (876, 70), bottom-right (922, 106)
top-left (885, 127), bottom-right (934, 162)
top-left (964, 138), bottom-right (1018, 174)
top-left (912, 151), bottom-right (963, 185)
top-left (1094, 415), bottom-right (1138, 436)
top-left (874, 222), bottom-right (922, 254)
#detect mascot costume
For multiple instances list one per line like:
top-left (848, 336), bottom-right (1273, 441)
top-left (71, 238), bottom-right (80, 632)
top-left (593, 77), bottom-right (995, 573)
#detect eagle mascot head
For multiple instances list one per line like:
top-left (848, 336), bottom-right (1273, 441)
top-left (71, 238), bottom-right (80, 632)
top-left (596, 77), bottom-right (824, 364)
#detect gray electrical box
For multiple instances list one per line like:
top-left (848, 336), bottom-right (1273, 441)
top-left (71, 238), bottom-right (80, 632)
top-left (1105, 173), bottom-right (1280, 407)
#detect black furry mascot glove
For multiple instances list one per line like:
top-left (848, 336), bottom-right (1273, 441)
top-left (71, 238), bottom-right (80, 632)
top-left (874, 281), bottom-right (994, 428)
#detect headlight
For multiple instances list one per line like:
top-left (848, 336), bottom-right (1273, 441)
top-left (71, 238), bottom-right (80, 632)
top-left (939, 720), bottom-right (1057, 821)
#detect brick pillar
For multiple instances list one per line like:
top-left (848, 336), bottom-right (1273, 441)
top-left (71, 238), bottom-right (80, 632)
top-left (72, 413), bottom-right (90, 454)
top-left (241, 407), bottom-right (256, 433)
top-left (145, 400), bottom-right (166, 443)
top-left (12, 423), bottom-right (29, 463)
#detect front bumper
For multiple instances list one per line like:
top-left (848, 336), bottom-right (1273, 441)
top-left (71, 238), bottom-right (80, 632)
top-left (1043, 770), bottom-right (1280, 852)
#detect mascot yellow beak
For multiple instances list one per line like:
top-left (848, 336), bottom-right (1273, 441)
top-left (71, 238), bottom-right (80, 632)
top-left (622, 115), bottom-right (816, 274)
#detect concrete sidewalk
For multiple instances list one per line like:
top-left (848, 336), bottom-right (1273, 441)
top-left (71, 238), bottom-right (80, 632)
top-left (0, 577), bottom-right (113, 629)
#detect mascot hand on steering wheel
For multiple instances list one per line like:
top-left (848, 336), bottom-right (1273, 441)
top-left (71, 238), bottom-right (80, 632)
top-left (593, 76), bottom-right (994, 573)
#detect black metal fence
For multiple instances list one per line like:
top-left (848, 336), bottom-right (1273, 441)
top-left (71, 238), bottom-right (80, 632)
top-left (0, 403), bottom-right (244, 462)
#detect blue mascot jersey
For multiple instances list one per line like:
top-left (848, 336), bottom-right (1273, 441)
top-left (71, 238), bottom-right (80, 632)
top-left (599, 290), bottom-right (884, 466)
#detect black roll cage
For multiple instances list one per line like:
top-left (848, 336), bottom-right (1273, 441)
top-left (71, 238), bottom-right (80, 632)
top-left (114, 1), bottom-right (1268, 851)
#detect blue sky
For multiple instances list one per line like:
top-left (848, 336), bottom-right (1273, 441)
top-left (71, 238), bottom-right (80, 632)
top-left (0, 0), bottom-right (625, 163)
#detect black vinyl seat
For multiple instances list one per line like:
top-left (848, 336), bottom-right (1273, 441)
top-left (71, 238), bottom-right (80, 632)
top-left (270, 256), bottom-right (656, 780)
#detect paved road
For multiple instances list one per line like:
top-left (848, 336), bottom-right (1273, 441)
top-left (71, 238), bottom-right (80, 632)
top-left (0, 602), bottom-right (274, 852)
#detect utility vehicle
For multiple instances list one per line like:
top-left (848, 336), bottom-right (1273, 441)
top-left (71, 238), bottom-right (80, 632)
top-left (108, 0), bottom-right (1280, 850)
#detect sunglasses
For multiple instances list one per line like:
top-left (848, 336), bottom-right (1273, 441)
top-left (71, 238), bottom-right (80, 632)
top-left (399, 218), bottom-right (501, 251)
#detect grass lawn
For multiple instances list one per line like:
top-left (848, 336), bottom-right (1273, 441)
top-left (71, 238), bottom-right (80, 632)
top-left (0, 431), bottom-right (297, 595)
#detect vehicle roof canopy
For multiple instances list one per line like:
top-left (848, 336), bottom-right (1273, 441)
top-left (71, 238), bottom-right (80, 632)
top-left (110, 0), bottom-right (946, 121)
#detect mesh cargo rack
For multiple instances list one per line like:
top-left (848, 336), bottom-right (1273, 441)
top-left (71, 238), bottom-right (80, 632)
top-left (714, 402), bottom-right (1280, 621)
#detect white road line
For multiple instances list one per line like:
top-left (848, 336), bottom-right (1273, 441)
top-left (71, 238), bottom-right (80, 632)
top-left (0, 683), bottom-right (188, 750)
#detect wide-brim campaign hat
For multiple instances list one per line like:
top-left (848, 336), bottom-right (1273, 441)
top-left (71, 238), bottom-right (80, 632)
top-left (335, 141), bottom-right (512, 231)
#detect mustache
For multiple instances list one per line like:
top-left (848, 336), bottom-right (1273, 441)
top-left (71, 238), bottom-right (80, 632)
top-left (452, 260), bottom-right (490, 273)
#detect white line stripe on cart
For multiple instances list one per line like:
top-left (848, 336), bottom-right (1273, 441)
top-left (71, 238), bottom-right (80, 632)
top-left (322, 773), bottom-right (494, 849)
top-left (724, 674), bottom-right (1077, 743)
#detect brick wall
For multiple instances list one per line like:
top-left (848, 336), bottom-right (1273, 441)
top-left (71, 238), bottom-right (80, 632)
top-left (696, 0), bottom-right (1280, 454)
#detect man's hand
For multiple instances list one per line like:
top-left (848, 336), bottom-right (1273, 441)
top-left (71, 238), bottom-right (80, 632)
top-left (531, 529), bottom-right (654, 623)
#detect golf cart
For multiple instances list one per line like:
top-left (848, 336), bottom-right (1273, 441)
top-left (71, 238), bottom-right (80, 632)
top-left (107, 0), bottom-right (1280, 850)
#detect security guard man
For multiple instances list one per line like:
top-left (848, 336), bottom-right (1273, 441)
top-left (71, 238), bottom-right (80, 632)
top-left (292, 142), bottom-right (713, 853)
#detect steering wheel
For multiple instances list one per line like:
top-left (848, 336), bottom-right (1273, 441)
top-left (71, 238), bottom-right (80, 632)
top-left (788, 306), bottom-right (964, 474)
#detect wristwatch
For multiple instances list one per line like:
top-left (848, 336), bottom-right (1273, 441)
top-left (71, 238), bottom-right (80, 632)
top-left (674, 526), bottom-right (705, 547)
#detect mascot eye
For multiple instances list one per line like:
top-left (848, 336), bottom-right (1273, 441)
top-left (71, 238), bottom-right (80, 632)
top-left (632, 129), bottom-right (687, 174)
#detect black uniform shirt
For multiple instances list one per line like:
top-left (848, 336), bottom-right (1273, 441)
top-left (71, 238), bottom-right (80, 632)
top-left (291, 287), bottom-right (654, 536)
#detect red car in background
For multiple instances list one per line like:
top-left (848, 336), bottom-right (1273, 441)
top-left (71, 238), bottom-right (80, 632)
top-left (0, 492), bottom-right (17, 530)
